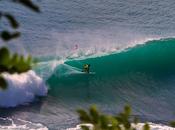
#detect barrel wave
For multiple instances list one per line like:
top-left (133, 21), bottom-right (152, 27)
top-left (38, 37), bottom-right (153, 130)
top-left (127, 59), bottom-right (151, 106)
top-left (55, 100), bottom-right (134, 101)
top-left (65, 38), bottom-right (175, 76)
top-left (45, 38), bottom-right (175, 82)
top-left (34, 38), bottom-right (175, 122)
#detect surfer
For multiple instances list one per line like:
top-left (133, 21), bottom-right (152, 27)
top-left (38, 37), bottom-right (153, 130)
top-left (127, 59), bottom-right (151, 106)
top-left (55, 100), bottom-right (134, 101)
top-left (82, 64), bottom-right (90, 73)
top-left (74, 44), bottom-right (78, 50)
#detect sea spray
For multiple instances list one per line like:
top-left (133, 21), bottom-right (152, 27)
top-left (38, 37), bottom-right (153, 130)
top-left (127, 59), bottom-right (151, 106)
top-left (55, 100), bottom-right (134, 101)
top-left (0, 117), bottom-right (48, 130)
top-left (0, 71), bottom-right (48, 107)
top-left (65, 38), bottom-right (175, 77)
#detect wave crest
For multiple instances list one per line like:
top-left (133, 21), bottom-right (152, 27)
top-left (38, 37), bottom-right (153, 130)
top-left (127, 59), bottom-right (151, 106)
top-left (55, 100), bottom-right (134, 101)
top-left (0, 71), bottom-right (48, 107)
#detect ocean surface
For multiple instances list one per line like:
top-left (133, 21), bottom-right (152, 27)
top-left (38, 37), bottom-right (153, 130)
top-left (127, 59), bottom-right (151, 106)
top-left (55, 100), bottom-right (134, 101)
top-left (0, 0), bottom-right (175, 130)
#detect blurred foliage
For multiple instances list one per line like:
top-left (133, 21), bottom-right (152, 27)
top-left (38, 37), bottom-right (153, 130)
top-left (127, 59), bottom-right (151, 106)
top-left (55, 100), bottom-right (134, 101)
top-left (77, 105), bottom-right (150, 130)
top-left (0, 47), bottom-right (32, 89)
top-left (0, 0), bottom-right (39, 89)
top-left (0, 47), bottom-right (32, 73)
top-left (13, 0), bottom-right (40, 12)
top-left (0, 0), bottom-right (40, 41)
top-left (170, 121), bottom-right (175, 128)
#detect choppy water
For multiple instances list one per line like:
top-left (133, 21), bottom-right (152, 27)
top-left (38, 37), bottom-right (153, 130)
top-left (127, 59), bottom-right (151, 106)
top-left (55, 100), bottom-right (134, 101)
top-left (1, 0), bottom-right (175, 129)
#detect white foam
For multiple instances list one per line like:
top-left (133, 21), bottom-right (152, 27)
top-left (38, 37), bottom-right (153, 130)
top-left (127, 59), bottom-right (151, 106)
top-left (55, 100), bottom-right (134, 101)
top-left (64, 36), bottom-right (164, 62)
top-left (67, 124), bottom-right (93, 130)
top-left (34, 59), bottom-right (65, 80)
top-left (68, 123), bottom-right (175, 130)
top-left (0, 117), bottom-right (48, 130)
top-left (134, 123), bottom-right (175, 130)
top-left (0, 70), bottom-right (48, 107)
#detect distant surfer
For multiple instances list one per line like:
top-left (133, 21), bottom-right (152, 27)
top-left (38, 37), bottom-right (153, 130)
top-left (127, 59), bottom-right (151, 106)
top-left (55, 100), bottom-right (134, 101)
top-left (82, 64), bottom-right (90, 73)
top-left (74, 44), bottom-right (78, 50)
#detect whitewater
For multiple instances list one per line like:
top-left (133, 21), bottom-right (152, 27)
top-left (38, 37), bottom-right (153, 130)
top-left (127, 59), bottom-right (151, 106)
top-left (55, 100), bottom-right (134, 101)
top-left (1, 0), bottom-right (175, 129)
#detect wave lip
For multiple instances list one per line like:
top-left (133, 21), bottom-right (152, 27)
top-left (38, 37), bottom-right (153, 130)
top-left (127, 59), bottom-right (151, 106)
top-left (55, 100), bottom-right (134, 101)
top-left (65, 38), bottom-right (175, 77)
top-left (0, 70), bottom-right (48, 107)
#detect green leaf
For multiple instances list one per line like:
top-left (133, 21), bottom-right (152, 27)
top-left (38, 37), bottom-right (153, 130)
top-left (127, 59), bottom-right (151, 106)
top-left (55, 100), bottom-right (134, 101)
top-left (77, 109), bottom-right (91, 123)
top-left (10, 53), bottom-right (18, 66)
top-left (116, 113), bottom-right (126, 124)
top-left (26, 55), bottom-right (32, 64)
top-left (108, 116), bottom-right (120, 130)
top-left (123, 121), bottom-right (131, 129)
top-left (81, 125), bottom-right (90, 130)
top-left (16, 57), bottom-right (25, 72)
top-left (0, 47), bottom-right (31, 74)
top-left (0, 12), bottom-right (2, 19)
top-left (109, 116), bottom-right (118, 127)
top-left (13, 0), bottom-right (40, 12)
top-left (124, 105), bottom-right (131, 116)
top-left (134, 117), bottom-right (139, 125)
top-left (100, 115), bottom-right (109, 129)
top-left (89, 105), bottom-right (99, 124)
top-left (1, 31), bottom-right (12, 41)
top-left (4, 13), bottom-right (19, 29)
top-left (1, 31), bottom-right (20, 41)
top-left (170, 121), bottom-right (175, 127)
top-left (116, 125), bottom-right (122, 130)
top-left (0, 76), bottom-right (7, 90)
top-left (143, 123), bottom-right (150, 130)
top-left (0, 47), bottom-right (10, 65)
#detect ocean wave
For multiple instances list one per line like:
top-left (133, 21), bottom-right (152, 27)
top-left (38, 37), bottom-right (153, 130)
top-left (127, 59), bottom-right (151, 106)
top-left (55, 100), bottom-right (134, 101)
top-left (0, 71), bottom-right (48, 107)
top-left (42, 38), bottom-right (175, 122)
top-left (0, 117), bottom-right (48, 130)
top-left (32, 38), bottom-right (175, 91)
top-left (35, 38), bottom-right (175, 79)
top-left (62, 38), bottom-right (175, 79)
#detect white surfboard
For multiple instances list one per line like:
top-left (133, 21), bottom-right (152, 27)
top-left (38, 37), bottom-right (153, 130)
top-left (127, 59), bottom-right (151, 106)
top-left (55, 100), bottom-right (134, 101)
top-left (80, 71), bottom-right (96, 75)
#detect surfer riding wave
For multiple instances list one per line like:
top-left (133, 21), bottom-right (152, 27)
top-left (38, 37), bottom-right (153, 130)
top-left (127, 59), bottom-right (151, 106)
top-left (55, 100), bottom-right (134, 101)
top-left (82, 64), bottom-right (90, 73)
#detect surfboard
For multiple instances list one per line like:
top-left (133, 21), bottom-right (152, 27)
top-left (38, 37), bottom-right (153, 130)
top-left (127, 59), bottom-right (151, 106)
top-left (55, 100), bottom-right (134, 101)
top-left (80, 71), bottom-right (96, 75)
top-left (88, 72), bottom-right (96, 75)
top-left (69, 72), bottom-right (95, 77)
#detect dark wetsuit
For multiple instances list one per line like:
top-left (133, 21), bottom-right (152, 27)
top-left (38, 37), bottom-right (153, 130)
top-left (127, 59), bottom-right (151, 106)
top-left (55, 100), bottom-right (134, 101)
top-left (83, 64), bottom-right (90, 73)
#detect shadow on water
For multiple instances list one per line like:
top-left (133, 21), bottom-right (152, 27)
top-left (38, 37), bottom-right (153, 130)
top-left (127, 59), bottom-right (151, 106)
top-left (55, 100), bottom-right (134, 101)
top-left (47, 73), bottom-right (93, 101)
top-left (47, 70), bottom-right (175, 123)
top-left (0, 97), bottom-right (46, 118)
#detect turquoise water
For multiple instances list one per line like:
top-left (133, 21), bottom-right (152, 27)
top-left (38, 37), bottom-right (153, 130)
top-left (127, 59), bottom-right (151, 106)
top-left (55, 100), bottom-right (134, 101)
top-left (1, 0), bottom-right (175, 129)
top-left (42, 38), bottom-right (175, 129)
top-left (66, 38), bottom-right (175, 76)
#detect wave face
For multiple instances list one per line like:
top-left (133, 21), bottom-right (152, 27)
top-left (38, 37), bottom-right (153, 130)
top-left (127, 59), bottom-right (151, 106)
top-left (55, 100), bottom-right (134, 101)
top-left (43, 38), bottom-right (175, 122)
top-left (65, 38), bottom-right (175, 76)
top-left (0, 71), bottom-right (48, 107)
top-left (47, 38), bottom-right (175, 83)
